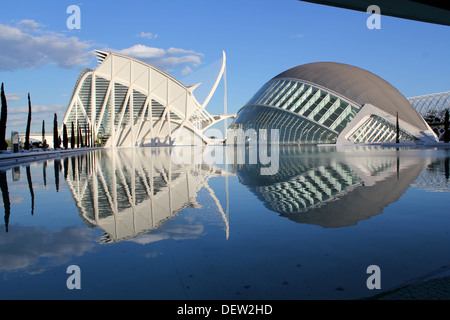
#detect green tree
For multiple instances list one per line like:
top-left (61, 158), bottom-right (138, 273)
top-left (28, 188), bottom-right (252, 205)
top-left (63, 123), bottom-right (68, 149)
top-left (42, 120), bottom-right (45, 145)
top-left (0, 83), bottom-right (8, 150)
top-left (80, 126), bottom-right (84, 147)
top-left (71, 122), bottom-right (75, 148)
top-left (25, 93), bottom-right (32, 150)
top-left (53, 113), bottom-right (58, 149)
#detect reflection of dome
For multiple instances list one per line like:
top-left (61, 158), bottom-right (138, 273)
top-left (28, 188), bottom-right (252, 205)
top-left (234, 146), bottom-right (427, 228)
top-left (234, 147), bottom-right (361, 215)
top-left (230, 62), bottom-right (437, 144)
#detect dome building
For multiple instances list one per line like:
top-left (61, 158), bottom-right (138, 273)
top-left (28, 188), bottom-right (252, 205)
top-left (229, 62), bottom-right (437, 145)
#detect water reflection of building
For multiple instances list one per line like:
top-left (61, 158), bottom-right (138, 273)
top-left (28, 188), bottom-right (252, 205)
top-left (411, 157), bottom-right (450, 192)
top-left (233, 146), bottom-right (428, 228)
top-left (64, 148), bottom-right (230, 243)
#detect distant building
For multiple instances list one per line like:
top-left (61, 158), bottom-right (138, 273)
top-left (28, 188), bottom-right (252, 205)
top-left (229, 62), bottom-right (438, 145)
top-left (408, 91), bottom-right (450, 120)
top-left (18, 133), bottom-right (53, 148)
top-left (62, 50), bottom-right (231, 147)
top-left (408, 91), bottom-right (450, 140)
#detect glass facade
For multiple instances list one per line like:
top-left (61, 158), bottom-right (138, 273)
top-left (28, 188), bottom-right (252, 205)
top-left (229, 105), bottom-right (338, 144)
top-left (230, 78), bottom-right (360, 144)
top-left (245, 79), bottom-right (360, 132)
top-left (230, 73), bottom-right (429, 145)
top-left (348, 115), bottom-right (417, 144)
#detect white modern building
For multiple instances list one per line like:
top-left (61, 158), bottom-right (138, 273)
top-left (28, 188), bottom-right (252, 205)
top-left (408, 91), bottom-right (450, 140)
top-left (408, 91), bottom-right (450, 120)
top-left (62, 50), bottom-right (232, 147)
top-left (230, 62), bottom-right (438, 145)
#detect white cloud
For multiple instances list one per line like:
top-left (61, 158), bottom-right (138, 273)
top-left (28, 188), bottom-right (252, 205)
top-left (16, 19), bottom-right (44, 33)
top-left (131, 221), bottom-right (205, 245)
top-left (6, 104), bottom-right (66, 127)
top-left (167, 47), bottom-right (200, 56)
top-left (5, 93), bottom-right (23, 101)
top-left (117, 44), bottom-right (166, 59)
top-left (0, 20), bottom-right (94, 71)
top-left (110, 44), bottom-right (204, 73)
top-left (137, 31), bottom-right (158, 39)
top-left (181, 66), bottom-right (193, 75)
top-left (9, 104), bottom-right (66, 114)
top-left (157, 55), bottom-right (202, 69)
top-left (0, 226), bottom-right (96, 273)
top-left (0, 19), bottom-right (202, 75)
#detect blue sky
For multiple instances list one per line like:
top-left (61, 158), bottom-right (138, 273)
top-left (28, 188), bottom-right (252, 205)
top-left (0, 0), bottom-right (449, 136)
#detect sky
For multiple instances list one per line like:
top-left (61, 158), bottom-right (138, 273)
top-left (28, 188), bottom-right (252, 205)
top-left (0, 0), bottom-right (449, 136)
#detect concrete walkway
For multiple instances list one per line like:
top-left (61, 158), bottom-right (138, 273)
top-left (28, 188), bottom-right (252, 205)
top-left (367, 268), bottom-right (450, 300)
top-left (0, 147), bottom-right (103, 168)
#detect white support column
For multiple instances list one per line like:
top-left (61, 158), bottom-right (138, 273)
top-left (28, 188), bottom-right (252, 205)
top-left (114, 88), bottom-right (132, 146)
top-left (130, 61), bottom-right (135, 147)
top-left (91, 72), bottom-right (96, 131)
top-left (167, 78), bottom-right (171, 143)
top-left (223, 56), bottom-right (228, 140)
top-left (149, 69), bottom-right (154, 141)
top-left (111, 55), bottom-right (116, 147)
top-left (95, 83), bottom-right (113, 134)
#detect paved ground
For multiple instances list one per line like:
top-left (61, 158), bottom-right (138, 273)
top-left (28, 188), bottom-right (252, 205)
top-left (0, 147), bottom-right (102, 168)
top-left (367, 267), bottom-right (450, 300)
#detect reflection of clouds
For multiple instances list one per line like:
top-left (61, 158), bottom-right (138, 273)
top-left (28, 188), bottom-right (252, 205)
top-left (0, 226), bottom-right (97, 273)
top-left (130, 219), bottom-right (205, 245)
top-left (0, 194), bottom-right (24, 205)
top-left (144, 251), bottom-right (163, 259)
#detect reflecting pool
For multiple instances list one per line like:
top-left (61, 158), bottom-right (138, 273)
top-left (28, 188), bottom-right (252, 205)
top-left (1, 145), bottom-right (450, 300)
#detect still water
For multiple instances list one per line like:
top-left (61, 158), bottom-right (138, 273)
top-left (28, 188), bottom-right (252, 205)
top-left (0, 145), bottom-right (450, 300)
